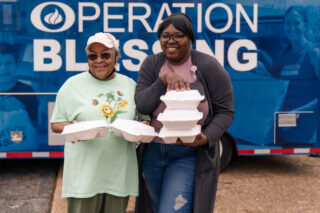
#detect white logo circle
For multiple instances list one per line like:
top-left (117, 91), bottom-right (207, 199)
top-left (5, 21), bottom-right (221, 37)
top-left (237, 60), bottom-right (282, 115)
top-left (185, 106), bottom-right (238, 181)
top-left (31, 2), bottom-right (75, 33)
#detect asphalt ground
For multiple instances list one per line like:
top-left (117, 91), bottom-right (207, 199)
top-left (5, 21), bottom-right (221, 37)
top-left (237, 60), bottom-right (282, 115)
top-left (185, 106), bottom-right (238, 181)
top-left (0, 159), bottom-right (62, 213)
top-left (1, 155), bottom-right (319, 213)
top-left (215, 155), bottom-right (320, 213)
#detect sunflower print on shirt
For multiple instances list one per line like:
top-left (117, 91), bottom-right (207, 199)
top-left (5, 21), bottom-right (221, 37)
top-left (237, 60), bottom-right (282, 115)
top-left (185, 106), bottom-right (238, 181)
top-left (93, 90), bottom-right (129, 123)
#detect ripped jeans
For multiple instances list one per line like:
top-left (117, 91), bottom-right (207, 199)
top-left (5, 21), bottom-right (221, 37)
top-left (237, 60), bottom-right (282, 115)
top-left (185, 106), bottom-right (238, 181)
top-left (142, 142), bottom-right (197, 213)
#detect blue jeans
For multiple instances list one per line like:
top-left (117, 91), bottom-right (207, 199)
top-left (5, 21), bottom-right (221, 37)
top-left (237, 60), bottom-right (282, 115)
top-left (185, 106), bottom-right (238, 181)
top-left (142, 142), bottom-right (197, 213)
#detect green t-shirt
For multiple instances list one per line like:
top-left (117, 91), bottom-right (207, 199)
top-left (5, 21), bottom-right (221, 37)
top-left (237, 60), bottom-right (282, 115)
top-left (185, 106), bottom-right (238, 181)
top-left (51, 72), bottom-right (139, 198)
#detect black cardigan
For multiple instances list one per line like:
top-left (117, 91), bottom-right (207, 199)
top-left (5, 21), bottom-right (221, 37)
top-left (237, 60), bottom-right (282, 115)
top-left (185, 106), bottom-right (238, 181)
top-left (134, 50), bottom-right (234, 213)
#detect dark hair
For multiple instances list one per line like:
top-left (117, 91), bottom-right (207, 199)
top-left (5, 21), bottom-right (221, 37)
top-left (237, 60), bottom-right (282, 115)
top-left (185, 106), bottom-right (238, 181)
top-left (158, 13), bottom-right (194, 43)
top-left (0, 42), bottom-right (18, 62)
top-left (284, 5), bottom-right (308, 25)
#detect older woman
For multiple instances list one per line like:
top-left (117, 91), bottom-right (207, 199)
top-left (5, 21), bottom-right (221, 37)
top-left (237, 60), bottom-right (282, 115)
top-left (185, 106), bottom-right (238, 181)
top-left (135, 13), bottom-right (234, 213)
top-left (50, 32), bottom-right (141, 213)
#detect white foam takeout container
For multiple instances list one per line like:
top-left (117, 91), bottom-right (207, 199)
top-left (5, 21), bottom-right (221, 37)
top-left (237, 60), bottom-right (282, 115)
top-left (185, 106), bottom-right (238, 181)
top-left (160, 90), bottom-right (205, 109)
top-left (61, 120), bottom-right (109, 142)
top-left (111, 119), bottom-right (158, 143)
top-left (157, 109), bottom-right (203, 130)
top-left (159, 125), bottom-right (201, 144)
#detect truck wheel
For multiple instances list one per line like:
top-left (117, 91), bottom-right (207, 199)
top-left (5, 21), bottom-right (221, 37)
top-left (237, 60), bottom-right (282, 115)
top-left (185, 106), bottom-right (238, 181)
top-left (219, 134), bottom-right (234, 171)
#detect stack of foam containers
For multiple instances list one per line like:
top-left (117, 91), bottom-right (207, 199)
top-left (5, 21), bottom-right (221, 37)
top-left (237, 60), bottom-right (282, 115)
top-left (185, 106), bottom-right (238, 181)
top-left (157, 90), bottom-right (204, 144)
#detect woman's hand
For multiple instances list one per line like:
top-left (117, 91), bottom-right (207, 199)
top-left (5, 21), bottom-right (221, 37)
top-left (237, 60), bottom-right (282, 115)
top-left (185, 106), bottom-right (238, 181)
top-left (140, 120), bottom-right (150, 125)
top-left (160, 72), bottom-right (190, 91)
top-left (51, 120), bottom-right (77, 143)
top-left (176, 132), bottom-right (208, 147)
top-left (51, 120), bottom-right (76, 133)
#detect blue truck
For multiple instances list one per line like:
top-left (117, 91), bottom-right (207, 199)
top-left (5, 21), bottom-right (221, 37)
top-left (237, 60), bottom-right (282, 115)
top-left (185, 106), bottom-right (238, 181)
top-left (0, 0), bottom-right (319, 169)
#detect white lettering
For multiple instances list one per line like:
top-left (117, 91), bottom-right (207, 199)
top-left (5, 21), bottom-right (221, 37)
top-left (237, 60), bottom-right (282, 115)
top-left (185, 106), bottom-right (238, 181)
top-left (153, 3), bottom-right (171, 32)
top-left (33, 39), bottom-right (62, 71)
top-left (128, 3), bottom-right (152, 33)
top-left (152, 40), bottom-right (161, 54)
top-left (196, 39), bottom-right (224, 66)
top-left (78, 3), bottom-right (100, 33)
top-left (228, 39), bottom-right (257, 71)
top-left (65, 40), bottom-right (88, 71)
top-left (197, 3), bottom-right (202, 33)
top-left (122, 39), bottom-right (148, 71)
top-left (236, 3), bottom-right (258, 33)
top-left (32, 37), bottom-right (258, 72)
top-left (205, 3), bottom-right (233, 33)
top-left (172, 3), bottom-right (194, 13)
top-left (103, 3), bottom-right (125, 32)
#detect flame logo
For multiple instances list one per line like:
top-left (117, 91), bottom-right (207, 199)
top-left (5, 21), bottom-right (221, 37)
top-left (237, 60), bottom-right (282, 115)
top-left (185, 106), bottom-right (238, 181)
top-left (31, 2), bottom-right (75, 32)
top-left (44, 8), bottom-right (63, 25)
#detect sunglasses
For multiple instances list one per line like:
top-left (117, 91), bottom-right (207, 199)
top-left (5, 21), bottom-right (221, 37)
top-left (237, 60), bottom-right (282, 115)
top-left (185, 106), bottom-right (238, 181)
top-left (87, 53), bottom-right (112, 61)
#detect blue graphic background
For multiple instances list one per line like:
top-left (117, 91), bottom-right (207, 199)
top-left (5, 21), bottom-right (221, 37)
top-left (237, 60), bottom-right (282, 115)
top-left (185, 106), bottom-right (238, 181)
top-left (0, 0), bottom-right (319, 153)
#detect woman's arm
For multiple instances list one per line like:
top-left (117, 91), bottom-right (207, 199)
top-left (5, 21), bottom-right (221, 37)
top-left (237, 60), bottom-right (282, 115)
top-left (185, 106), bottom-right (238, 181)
top-left (50, 84), bottom-right (74, 134)
top-left (201, 57), bottom-right (234, 149)
top-left (135, 55), bottom-right (167, 115)
top-left (51, 121), bottom-right (75, 133)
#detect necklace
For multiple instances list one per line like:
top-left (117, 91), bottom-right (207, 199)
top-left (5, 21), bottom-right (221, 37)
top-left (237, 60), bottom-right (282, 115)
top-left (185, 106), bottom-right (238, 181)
top-left (165, 59), bottom-right (197, 81)
top-left (166, 60), bottom-right (175, 73)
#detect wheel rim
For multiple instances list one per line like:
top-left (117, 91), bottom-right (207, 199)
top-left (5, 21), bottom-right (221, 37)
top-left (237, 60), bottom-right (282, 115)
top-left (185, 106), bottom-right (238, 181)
top-left (219, 139), bottom-right (223, 157)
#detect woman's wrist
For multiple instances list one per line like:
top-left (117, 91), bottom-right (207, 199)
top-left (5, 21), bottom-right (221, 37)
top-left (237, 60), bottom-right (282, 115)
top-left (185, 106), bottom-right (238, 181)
top-left (159, 73), bottom-right (167, 85)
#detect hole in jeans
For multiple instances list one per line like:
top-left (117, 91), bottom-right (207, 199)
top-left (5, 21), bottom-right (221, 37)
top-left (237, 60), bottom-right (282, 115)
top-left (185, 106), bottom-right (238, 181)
top-left (173, 194), bottom-right (188, 210)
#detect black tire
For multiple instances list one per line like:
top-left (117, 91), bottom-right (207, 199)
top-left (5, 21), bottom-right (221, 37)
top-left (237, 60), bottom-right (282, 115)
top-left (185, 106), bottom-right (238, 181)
top-left (219, 134), bottom-right (234, 171)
